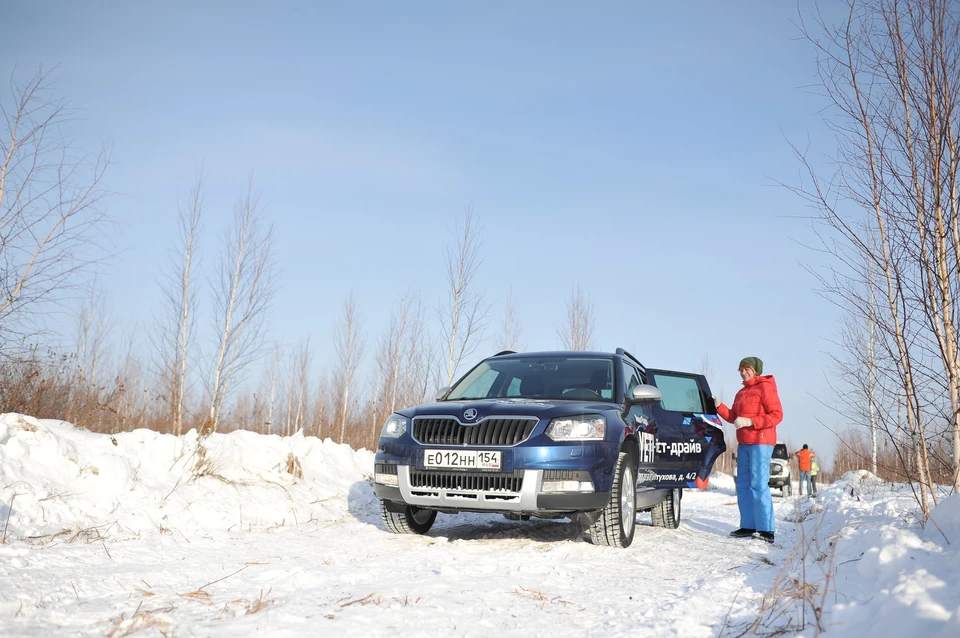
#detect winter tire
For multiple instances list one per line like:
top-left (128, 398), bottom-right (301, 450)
top-left (380, 501), bottom-right (437, 535)
top-left (588, 452), bottom-right (637, 548)
top-left (651, 487), bottom-right (682, 529)
top-left (785, 483), bottom-right (792, 497)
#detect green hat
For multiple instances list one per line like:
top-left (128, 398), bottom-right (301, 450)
top-left (739, 357), bottom-right (763, 375)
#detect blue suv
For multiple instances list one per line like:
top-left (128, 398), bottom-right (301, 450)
top-left (373, 349), bottom-right (725, 548)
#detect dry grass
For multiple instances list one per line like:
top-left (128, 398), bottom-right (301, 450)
top-left (285, 452), bottom-right (303, 478)
top-left (107, 602), bottom-right (173, 638)
top-left (510, 585), bottom-right (583, 611)
top-left (243, 588), bottom-right (274, 615)
top-left (177, 589), bottom-right (213, 601)
top-left (719, 507), bottom-right (840, 637)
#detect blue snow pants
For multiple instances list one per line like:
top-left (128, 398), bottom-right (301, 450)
top-left (736, 444), bottom-right (775, 533)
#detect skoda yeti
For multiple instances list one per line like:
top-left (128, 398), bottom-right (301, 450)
top-left (373, 349), bottom-right (726, 548)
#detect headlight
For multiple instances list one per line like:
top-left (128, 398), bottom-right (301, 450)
top-left (380, 414), bottom-right (408, 439)
top-left (545, 416), bottom-right (605, 441)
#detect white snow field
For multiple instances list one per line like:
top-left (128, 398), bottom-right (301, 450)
top-left (1, 413), bottom-right (959, 637)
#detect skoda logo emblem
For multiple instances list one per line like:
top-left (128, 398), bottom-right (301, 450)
top-left (463, 408), bottom-right (478, 421)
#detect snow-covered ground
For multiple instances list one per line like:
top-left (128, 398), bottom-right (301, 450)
top-left (1, 414), bottom-right (958, 637)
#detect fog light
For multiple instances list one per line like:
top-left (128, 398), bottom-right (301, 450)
top-left (375, 473), bottom-right (399, 487)
top-left (541, 480), bottom-right (594, 493)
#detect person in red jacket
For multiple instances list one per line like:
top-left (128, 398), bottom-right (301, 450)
top-left (714, 356), bottom-right (784, 543)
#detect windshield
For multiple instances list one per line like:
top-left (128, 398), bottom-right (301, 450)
top-left (445, 356), bottom-right (617, 401)
top-left (773, 444), bottom-right (789, 460)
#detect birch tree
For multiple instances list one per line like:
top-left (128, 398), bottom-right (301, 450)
top-left (204, 178), bottom-right (275, 435)
top-left (331, 294), bottom-right (364, 444)
top-left (0, 68), bottom-right (110, 345)
top-left (291, 337), bottom-right (312, 434)
top-left (794, 0), bottom-right (960, 504)
top-left (496, 289), bottom-right (523, 351)
top-left (310, 375), bottom-right (330, 439)
top-left (157, 172), bottom-right (204, 436)
top-left (557, 284), bottom-right (595, 351)
top-left (265, 341), bottom-right (281, 434)
top-left (439, 208), bottom-right (488, 385)
top-left (75, 284), bottom-right (110, 389)
top-left (373, 292), bottom-right (431, 439)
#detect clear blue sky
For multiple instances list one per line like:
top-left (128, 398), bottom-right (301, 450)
top-left (1, 1), bottom-right (852, 463)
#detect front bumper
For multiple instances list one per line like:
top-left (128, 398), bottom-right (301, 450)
top-left (374, 438), bottom-right (619, 513)
top-left (373, 465), bottom-right (611, 513)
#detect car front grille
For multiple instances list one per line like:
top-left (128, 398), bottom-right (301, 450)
top-left (413, 417), bottom-right (538, 446)
top-left (409, 469), bottom-right (525, 492)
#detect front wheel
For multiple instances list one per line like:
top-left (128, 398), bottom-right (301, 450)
top-left (588, 452), bottom-right (637, 548)
top-left (380, 501), bottom-right (437, 535)
top-left (651, 488), bottom-right (682, 529)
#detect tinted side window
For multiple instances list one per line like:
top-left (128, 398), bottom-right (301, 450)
top-left (651, 373), bottom-right (704, 413)
top-left (623, 363), bottom-right (642, 398)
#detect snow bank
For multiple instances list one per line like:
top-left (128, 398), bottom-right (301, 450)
top-left (0, 413), bottom-right (377, 541)
top-left (773, 471), bottom-right (960, 637)
top-left (4, 413), bottom-right (960, 637)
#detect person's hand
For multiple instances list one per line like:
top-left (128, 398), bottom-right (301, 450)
top-left (712, 395), bottom-right (722, 407)
top-left (734, 417), bottom-right (753, 429)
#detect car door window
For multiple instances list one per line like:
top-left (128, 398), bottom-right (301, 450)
top-left (623, 363), bottom-right (642, 398)
top-left (651, 373), bottom-right (704, 413)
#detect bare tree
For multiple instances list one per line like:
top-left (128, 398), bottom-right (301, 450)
top-left (372, 291), bottom-right (433, 441)
top-left (204, 177), bottom-right (275, 435)
top-left (310, 375), bottom-right (330, 439)
top-left (0, 68), bottom-right (110, 345)
top-left (331, 294), bottom-right (364, 444)
top-left (75, 283), bottom-right (111, 389)
top-left (156, 171), bottom-right (204, 436)
top-left (794, 0), bottom-right (960, 505)
top-left (496, 289), bottom-right (524, 351)
top-left (439, 207), bottom-right (489, 385)
top-left (556, 284), bottom-right (595, 351)
top-left (265, 341), bottom-right (281, 434)
top-left (866, 245), bottom-right (879, 475)
top-left (292, 337), bottom-right (312, 434)
top-left (373, 295), bottom-right (412, 432)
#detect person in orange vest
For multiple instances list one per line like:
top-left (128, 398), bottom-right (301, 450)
top-left (714, 356), bottom-right (784, 544)
top-left (795, 444), bottom-right (816, 496)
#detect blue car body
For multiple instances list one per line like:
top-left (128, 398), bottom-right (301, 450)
top-left (374, 349), bottom-right (726, 525)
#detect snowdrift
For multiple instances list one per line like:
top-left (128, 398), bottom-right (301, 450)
top-left (0, 413), bottom-right (378, 541)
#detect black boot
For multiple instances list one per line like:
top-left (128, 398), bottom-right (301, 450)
top-left (729, 528), bottom-right (756, 538)
top-left (757, 531), bottom-right (775, 543)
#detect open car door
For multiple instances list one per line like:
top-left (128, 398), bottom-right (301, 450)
top-left (637, 368), bottom-right (726, 489)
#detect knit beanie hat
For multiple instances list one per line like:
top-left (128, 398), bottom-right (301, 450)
top-left (739, 357), bottom-right (763, 375)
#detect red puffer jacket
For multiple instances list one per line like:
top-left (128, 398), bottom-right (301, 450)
top-left (717, 375), bottom-right (783, 446)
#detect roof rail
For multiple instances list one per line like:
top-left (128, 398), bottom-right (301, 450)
top-left (616, 348), bottom-right (645, 370)
top-left (492, 350), bottom-right (516, 357)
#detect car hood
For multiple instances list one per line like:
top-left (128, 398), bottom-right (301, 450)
top-left (398, 398), bottom-right (615, 421)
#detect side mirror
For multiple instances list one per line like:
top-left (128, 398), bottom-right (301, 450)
top-left (628, 384), bottom-right (663, 404)
top-left (435, 386), bottom-right (451, 402)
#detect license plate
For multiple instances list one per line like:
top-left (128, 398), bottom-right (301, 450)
top-left (423, 449), bottom-right (501, 470)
